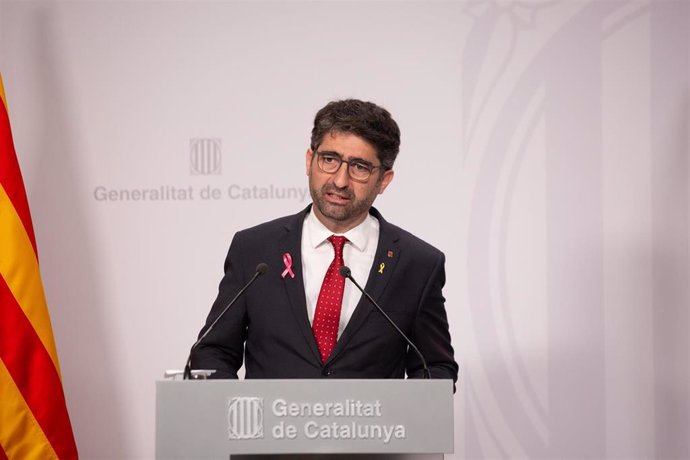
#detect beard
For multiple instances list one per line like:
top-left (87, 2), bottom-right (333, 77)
top-left (309, 181), bottom-right (379, 225)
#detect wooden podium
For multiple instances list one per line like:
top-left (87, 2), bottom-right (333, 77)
top-left (156, 379), bottom-right (454, 459)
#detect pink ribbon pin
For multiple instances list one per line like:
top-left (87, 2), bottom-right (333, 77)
top-left (282, 252), bottom-right (295, 279)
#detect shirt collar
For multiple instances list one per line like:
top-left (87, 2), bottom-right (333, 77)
top-left (305, 209), bottom-right (377, 253)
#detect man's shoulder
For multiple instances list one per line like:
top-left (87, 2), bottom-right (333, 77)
top-left (234, 208), bottom-right (306, 240)
top-left (380, 218), bottom-right (444, 261)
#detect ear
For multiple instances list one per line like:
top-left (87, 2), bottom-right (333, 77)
top-left (305, 149), bottom-right (313, 175)
top-left (377, 169), bottom-right (395, 194)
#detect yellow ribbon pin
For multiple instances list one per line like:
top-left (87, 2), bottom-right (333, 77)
top-left (378, 263), bottom-right (385, 274)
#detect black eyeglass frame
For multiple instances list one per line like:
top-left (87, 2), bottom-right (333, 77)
top-left (313, 150), bottom-right (388, 182)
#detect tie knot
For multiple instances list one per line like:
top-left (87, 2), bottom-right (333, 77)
top-left (327, 235), bottom-right (348, 254)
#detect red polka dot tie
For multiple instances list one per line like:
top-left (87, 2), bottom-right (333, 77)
top-left (312, 235), bottom-right (348, 363)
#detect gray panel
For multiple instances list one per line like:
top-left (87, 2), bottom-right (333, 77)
top-left (231, 455), bottom-right (441, 460)
top-left (156, 380), bottom-right (453, 459)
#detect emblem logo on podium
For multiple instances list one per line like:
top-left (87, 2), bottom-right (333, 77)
top-left (227, 397), bottom-right (264, 440)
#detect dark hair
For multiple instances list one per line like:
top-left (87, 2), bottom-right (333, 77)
top-left (310, 99), bottom-right (400, 169)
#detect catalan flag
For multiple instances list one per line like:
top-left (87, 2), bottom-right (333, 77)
top-left (0, 74), bottom-right (78, 459)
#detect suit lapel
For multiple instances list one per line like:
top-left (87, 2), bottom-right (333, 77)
top-left (327, 208), bottom-right (401, 363)
top-left (279, 206), bottom-right (322, 364)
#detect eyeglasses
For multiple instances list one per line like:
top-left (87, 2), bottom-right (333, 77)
top-left (314, 151), bottom-right (385, 182)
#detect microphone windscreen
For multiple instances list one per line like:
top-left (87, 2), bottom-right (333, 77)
top-left (256, 263), bottom-right (269, 275)
top-left (339, 266), bottom-right (351, 278)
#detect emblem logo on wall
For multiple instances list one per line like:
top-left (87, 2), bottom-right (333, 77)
top-left (190, 138), bottom-right (222, 175)
top-left (227, 397), bottom-right (264, 440)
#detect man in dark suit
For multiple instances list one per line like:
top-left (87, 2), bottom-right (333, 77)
top-left (191, 99), bottom-right (457, 383)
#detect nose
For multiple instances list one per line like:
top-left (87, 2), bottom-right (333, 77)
top-left (332, 161), bottom-right (351, 188)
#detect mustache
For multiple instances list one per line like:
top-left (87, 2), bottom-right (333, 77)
top-left (320, 184), bottom-right (354, 200)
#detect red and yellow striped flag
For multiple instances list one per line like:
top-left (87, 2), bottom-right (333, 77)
top-left (0, 74), bottom-right (78, 459)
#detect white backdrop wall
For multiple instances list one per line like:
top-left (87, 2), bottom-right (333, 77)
top-left (1, 1), bottom-right (688, 459)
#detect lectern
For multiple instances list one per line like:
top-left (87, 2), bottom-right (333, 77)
top-left (156, 379), bottom-right (453, 459)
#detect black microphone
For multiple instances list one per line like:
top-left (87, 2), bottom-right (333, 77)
top-left (183, 263), bottom-right (269, 379)
top-left (339, 266), bottom-right (430, 379)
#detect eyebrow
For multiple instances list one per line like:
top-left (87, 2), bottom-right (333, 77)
top-left (318, 150), bottom-right (375, 166)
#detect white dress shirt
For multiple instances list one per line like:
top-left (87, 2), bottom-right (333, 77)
top-left (301, 210), bottom-right (379, 338)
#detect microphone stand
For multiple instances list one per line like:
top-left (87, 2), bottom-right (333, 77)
top-left (340, 266), bottom-right (430, 379)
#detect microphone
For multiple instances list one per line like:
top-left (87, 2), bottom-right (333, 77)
top-left (339, 266), bottom-right (430, 379)
top-left (183, 263), bottom-right (269, 379)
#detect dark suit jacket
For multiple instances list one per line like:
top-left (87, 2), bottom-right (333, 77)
top-left (191, 205), bottom-right (458, 382)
